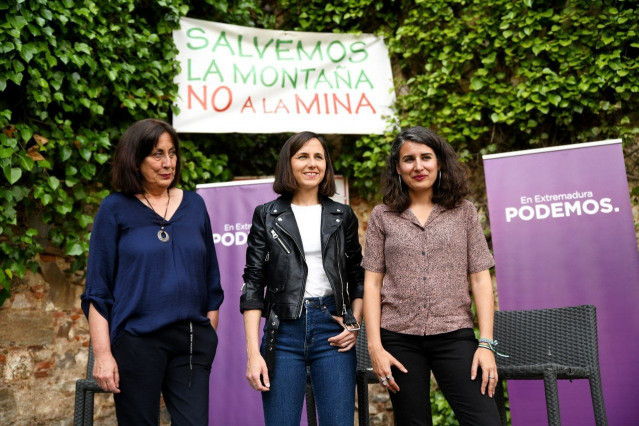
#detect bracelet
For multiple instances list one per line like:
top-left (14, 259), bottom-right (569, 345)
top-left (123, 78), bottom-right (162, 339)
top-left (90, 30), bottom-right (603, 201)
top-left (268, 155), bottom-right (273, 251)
top-left (478, 338), bottom-right (510, 358)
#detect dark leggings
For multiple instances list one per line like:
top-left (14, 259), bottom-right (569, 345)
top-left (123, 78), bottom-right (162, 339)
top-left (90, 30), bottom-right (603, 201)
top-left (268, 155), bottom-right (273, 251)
top-left (381, 327), bottom-right (500, 426)
top-left (111, 321), bottom-right (218, 426)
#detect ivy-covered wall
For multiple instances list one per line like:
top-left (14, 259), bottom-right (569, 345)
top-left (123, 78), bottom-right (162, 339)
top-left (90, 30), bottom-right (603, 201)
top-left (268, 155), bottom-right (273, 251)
top-left (2, 0), bottom-right (637, 306)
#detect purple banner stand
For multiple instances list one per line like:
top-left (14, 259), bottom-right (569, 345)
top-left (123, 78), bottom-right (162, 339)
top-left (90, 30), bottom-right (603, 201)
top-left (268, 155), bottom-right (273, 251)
top-left (197, 179), bottom-right (309, 426)
top-left (483, 140), bottom-right (639, 425)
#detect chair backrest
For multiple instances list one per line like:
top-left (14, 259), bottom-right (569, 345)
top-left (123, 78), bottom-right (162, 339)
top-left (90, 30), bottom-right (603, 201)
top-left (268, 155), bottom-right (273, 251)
top-left (86, 342), bottom-right (96, 379)
top-left (355, 321), bottom-right (373, 372)
top-left (494, 305), bottom-right (601, 373)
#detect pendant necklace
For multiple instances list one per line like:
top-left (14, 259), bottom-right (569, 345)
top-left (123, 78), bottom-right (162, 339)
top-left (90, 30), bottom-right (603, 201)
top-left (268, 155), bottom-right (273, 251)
top-left (143, 189), bottom-right (171, 243)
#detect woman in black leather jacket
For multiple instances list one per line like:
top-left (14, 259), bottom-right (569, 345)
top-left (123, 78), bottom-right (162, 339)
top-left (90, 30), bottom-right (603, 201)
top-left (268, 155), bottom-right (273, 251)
top-left (241, 131), bottom-right (364, 426)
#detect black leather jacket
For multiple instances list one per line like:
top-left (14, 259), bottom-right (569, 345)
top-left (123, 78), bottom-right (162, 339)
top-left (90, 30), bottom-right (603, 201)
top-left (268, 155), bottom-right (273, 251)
top-left (240, 195), bottom-right (364, 321)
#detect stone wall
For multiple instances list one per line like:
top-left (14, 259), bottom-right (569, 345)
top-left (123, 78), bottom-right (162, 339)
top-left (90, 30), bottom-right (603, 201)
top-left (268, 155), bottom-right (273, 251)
top-left (0, 253), bottom-right (116, 425)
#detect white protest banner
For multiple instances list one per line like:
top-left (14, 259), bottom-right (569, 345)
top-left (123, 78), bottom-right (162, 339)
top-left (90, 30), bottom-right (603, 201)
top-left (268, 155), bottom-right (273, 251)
top-left (172, 18), bottom-right (396, 134)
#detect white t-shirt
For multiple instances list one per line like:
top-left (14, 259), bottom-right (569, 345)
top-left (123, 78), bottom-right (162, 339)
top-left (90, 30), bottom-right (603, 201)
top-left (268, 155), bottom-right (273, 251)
top-left (291, 204), bottom-right (333, 298)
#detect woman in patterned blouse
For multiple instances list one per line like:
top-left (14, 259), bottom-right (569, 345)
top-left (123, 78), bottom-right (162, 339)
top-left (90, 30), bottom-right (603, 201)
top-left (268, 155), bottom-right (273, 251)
top-left (362, 127), bottom-right (501, 425)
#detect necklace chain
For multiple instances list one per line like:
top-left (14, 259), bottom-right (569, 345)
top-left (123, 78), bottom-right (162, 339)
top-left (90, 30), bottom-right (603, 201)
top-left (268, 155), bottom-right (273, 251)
top-left (143, 189), bottom-right (171, 242)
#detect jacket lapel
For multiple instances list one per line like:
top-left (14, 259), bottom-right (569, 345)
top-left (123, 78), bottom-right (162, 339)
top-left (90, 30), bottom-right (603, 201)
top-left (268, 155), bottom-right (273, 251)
top-left (269, 197), bottom-right (304, 253)
top-left (320, 197), bottom-right (344, 251)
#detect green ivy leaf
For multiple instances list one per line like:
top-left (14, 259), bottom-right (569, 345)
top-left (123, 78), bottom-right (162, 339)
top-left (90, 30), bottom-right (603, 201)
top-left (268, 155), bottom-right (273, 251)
top-left (60, 145), bottom-right (72, 161)
top-left (78, 214), bottom-right (94, 228)
top-left (78, 148), bottom-right (91, 161)
top-left (42, 193), bottom-right (53, 206)
top-left (66, 242), bottom-right (83, 256)
top-left (47, 176), bottom-right (60, 190)
top-left (3, 166), bottom-right (22, 184)
top-left (470, 78), bottom-right (484, 91)
top-left (94, 153), bottom-right (109, 164)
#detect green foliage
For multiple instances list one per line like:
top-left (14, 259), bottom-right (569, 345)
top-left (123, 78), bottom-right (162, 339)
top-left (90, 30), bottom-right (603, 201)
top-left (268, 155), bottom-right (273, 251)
top-left (0, 0), bottom-right (242, 305)
top-left (430, 389), bottom-right (458, 425)
top-left (390, 0), bottom-right (639, 155)
top-left (277, 0), bottom-right (639, 198)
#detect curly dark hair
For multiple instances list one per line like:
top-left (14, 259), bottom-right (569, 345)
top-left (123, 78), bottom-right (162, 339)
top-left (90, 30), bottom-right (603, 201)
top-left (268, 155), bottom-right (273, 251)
top-left (382, 126), bottom-right (468, 212)
top-left (273, 131), bottom-right (336, 197)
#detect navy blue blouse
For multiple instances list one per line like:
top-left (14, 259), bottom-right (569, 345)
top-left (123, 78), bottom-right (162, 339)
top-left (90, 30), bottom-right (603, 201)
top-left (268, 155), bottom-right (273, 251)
top-left (81, 190), bottom-right (224, 343)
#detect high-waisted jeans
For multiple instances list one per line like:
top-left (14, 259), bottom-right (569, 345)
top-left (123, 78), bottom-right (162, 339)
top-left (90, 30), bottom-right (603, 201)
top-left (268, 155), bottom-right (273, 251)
top-left (261, 295), bottom-right (356, 426)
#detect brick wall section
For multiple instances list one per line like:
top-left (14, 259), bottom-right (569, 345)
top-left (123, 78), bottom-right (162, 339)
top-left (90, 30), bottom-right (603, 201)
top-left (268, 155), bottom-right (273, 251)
top-left (0, 254), bottom-right (114, 425)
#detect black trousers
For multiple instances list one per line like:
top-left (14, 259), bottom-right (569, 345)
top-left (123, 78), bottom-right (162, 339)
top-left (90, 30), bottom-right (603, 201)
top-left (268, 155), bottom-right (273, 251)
top-left (381, 327), bottom-right (500, 426)
top-left (111, 321), bottom-right (218, 426)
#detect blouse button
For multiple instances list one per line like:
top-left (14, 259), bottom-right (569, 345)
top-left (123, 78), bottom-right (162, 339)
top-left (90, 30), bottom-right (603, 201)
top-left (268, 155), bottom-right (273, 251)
top-left (277, 218), bottom-right (283, 222)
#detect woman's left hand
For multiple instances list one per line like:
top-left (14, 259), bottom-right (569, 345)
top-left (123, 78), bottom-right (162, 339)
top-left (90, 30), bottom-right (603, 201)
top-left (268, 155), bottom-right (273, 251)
top-left (327, 316), bottom-right (358, 352)
top-left (471, 347), bottom-right (498, 398)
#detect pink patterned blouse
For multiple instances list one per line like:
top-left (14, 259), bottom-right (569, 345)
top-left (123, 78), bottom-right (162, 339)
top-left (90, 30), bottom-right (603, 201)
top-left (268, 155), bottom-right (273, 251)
top-left (362, 200), bottom-right (494, 336)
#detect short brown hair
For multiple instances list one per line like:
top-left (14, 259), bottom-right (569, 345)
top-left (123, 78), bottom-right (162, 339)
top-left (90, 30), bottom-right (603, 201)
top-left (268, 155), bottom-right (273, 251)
top-left (273, 131), bottom-right (336, 197)
top-left (111, 119), bottom-right (181, 195)
top-left (383, 126), bottom-right (468, 212)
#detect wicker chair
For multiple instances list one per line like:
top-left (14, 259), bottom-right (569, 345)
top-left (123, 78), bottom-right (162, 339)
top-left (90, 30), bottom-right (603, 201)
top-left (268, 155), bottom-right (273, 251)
top-left (355, 321), bottom-right (380, 426)
top-left (493, 305), bottom-right (607, 426)
top-left (304, 321), bottom-right (377, 426)
top-left (73, 342), bottom-right (109, 426)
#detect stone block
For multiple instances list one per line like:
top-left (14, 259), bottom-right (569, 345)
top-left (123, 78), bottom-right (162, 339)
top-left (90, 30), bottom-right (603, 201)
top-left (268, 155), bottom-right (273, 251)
top-left (39, 259), bottom-right (76, 311)
top-left (0, 388), bottom-right (17, 424)
top-left (28, 346), bottom-right (53, 363)
top-left (3, 350), bottom-right (33, 382)
top-left (56, 350), bottom-right (76, 369)
top-left (371, 389), bottom-right (390, 403)
top-left (370, 413), bottom-right (391, 425)
top-left (0, 311), bottom-right (54, 347)
top-left (10, 293), bottom-right (34, 309)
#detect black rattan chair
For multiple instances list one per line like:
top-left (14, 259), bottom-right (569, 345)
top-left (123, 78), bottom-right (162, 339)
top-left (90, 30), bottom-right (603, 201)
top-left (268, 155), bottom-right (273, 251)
top-left (73, 342), bottom-right (109, 426)
top-left (355, 321), bottom-right (380, 426)
top-left (493, 305), bottom-right (607, 426)
top-left (304, 321), bottom-right (377, 426)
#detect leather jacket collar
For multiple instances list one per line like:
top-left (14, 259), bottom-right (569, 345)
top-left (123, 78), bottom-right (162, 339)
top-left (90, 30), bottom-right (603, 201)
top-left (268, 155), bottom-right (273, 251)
top-left (268, 195), bottom-right (345, 254)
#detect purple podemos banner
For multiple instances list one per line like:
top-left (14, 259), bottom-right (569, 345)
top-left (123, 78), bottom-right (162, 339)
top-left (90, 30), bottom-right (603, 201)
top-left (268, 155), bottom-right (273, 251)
top-left (197, 179), bottom-right (277, 426)
top-left (483, 140), bottom-right (639, 425)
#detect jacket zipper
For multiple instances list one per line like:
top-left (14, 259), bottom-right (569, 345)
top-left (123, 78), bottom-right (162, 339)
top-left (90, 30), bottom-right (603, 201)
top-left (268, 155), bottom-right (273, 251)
top-left (321, 225), bottom-right (344, 313)
top-left (270, 229), bottom-right (291, 254)
top-left (336, 231), bottom-right (349, 315)
top-left (275, 222), bottom-right (308, 317)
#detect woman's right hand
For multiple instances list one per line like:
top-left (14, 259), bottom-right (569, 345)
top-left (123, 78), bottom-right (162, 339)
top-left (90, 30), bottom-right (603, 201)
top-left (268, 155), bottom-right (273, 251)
top-left (369, 346), bottom-right (407, 393)
top-left (246, 353), bottom-right (270, 392)
top-left (92, 352), bottom-right (121, 393)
